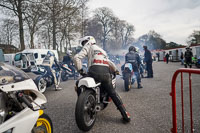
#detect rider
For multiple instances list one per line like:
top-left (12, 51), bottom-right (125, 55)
top-left (42, 51), bottom-right (62, 91)
top-left (73, 36), bottom-right (131, 123)
top-left (63, 50), bottom-right (75, 74)
top-left (125, 46), bottom-right (143, 88)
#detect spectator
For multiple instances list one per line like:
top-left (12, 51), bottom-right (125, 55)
top-left (156, 52), bottom-right (160, 61)
top-left (180, 52), bottom-right (184, 65)
top-left (143, 46), bottom-right (153, 78)
top-left (184, 47), bottom-right (193, 68)
top-left (165, 53), bottom-right (169, 64)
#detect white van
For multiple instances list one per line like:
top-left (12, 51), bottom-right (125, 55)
top-left (13, 49), bottom-right (59, 72)
top-left (21, 49), bottom-right (59, 65)
top-left (4, 54), bottom-right (15, 65)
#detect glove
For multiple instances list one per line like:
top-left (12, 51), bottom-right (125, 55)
top-left (115, 70), bottom-right (120, 75)
top-left (78, 69), bottom-right (87, 76)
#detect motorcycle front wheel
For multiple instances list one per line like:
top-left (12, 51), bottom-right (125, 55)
top-left (32, 113), bottom-right (53, 133)
top-left (35, 77), bottom-right (47, 93)
top-left (75, 89), bottom-right (97, 132)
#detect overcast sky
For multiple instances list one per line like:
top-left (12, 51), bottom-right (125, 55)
top-left (88, 0), bottom-right (200, 45)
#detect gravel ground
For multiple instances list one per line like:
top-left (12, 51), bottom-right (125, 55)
top-left (42, 61), bottom-right (200, 133)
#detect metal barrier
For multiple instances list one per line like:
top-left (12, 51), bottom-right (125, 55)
top-left (170, 68), bottom-right (200, 133)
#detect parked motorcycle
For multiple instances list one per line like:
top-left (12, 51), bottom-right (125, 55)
top-left (121, 63), bottom-right (133, 91)
top-left (196, 57), bottom-right (200, 68)
top-left (34, 64), bottom-right (61, 93)
top-left (60, 63), bottom-right (79, 81)
top-left (75, 73), bottom-right (116, 131)
top-left (0, 63), bottom-right (53, 133)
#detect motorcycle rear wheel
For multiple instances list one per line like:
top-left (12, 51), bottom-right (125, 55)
top-left (61, 71), bottom-right (68, 81)
top-left (75, 89), bottom-right (97, 132)
top-left (32, 113), bottom-right (53, 133)
top-left (124, 73), bottom-right (131, 91)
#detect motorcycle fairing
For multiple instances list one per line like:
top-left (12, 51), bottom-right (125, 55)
top-left (78, 77), bottom-right (101, 88)
top-left (63, 64), bottom-right (72, 72)
top-left (0, 108), bottom-right (39, 133)
top-left (0, 79), bottom-right (47, 107)
top-left (124, 63), bottom-right (133, 71)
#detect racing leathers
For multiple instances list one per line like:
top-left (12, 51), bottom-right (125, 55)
top-left (125, 51), bottom-right (142, 88)
top-left (74, 43), bottom-right (131, 122)
top-left (42, 55), bottom-right (61, 90)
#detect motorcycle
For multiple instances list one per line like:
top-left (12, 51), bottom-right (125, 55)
top-left (60, 63), bottom-right (79, 81)
top-left (75, 73), bottom-right (116, 131)
top-left (0, 63), bottom-right (53, 133)
top-left (121, 63), bottom-right (133, 91)
top-left (196, 57), bottom-right (200, 68)
top-left (34, 64), bottom-right (61, 93)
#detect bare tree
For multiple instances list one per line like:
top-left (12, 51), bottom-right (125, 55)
top-left (24, 0), bottom-right (46, 49)
top-left (0, 19), bottom-right (18, 45)
top-left (84, 18), bottom-right (103, 46)
top-left (94, 7), bottom-right (115, 50)
top-left (118, 20), bottom-right (135, 48)
top-left (0, 0), bottom-right (29, 50)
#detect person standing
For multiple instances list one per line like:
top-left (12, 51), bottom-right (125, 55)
top-left (156, 52), bottom-right (160, 61)
top-left (143, 46), bottom-right (153, 78)
top-left (165, 53), bottom-right (169, 64)
top-left (184, 47), bottom-right (193, 68)
top-left (180, 52), bottom-right (184, 65)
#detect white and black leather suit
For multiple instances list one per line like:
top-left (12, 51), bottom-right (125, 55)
top-left (74, 42), bottom-right (130, 122)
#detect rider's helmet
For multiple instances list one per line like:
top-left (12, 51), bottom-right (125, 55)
top-left (47, 51), bottom-right (55, 57)
top-left (129, 46), bottom-right (136, 52)
top-left (143, 45), bottom-right (147, 50)
top-left (79, 36), bottom-right (96, 46)
top-left (186, 47), bottom-right (190, 50)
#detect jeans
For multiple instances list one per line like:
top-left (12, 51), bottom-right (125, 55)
top-left (146, 62), bottom-right (153, 77)
top-left (132, 71), bottom-right (141, 85)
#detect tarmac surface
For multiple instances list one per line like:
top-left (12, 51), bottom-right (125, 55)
top-left (42, 61), bottom-right (200, 133)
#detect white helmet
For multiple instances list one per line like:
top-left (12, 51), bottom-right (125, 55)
top-left (79, 36), bottom-right (96, 46)
top-left (66, 50), bottom-right (72, 56)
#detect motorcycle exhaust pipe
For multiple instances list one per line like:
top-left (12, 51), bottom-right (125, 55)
top-left (95, 105), bottom-right (101, 112)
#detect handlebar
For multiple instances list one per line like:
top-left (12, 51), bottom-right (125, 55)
top-left (17, 92), bottom-right (33, 109)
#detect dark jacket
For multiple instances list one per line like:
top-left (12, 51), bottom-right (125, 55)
top-left (63, 55), bottom-right (72, 65)
top-left (125, 51), bottom-right (141, 71)
top-left (184, 50), bottom-right (193, 59)
top-left (144, 49), bottom-right (152, 62)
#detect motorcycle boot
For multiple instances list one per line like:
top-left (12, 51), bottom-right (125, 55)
top-left (118, 104), bottom-right (131, 123)
top-left (55, 85), bottom-right (62, 91)
top-left (138, 83), bottom-right (143, 89)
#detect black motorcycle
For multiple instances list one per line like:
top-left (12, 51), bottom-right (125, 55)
top-left (60, 63), bottom-right (79, 81)
top-left (196, 58), bottom-right (200, 68)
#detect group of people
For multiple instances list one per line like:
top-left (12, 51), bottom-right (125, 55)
top-left (124, 45), bottom-right (153, 89)
top-left (163, 47), bottom-right (194, 68)
top-left (42, 35), bottom-right (155, 124)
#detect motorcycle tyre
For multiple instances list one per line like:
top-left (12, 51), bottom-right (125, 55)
top-left (124, 73), bottom-right (131, 91)
top-left (75, 89), bottom-right (97, 132)
top-left (32, 113), bottom-right (53, 133)
top-left (35, 76), bottom-right (47, 93)
top-left (61, 71), bottom-right (68, 81)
